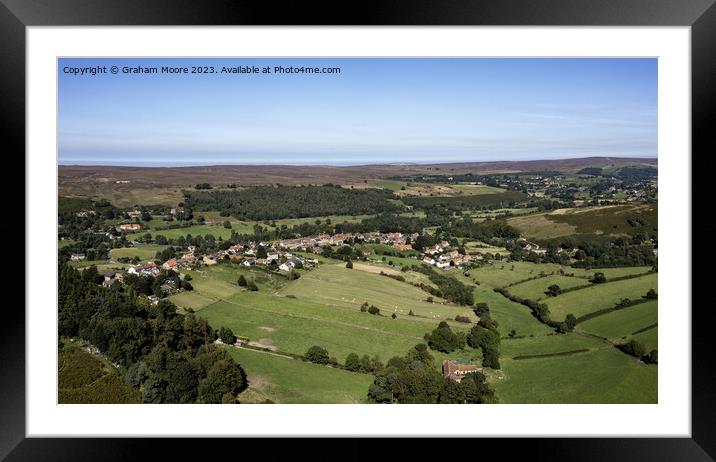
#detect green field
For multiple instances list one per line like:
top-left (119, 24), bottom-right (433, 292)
top-left (577, 300), bottom-right (657, 348)
top-left (472, 286), bottom-right (553, 338)
top-left (450, 184), bottom-right (507, 195)
top-left (507, 275), bottom-right (591, 300)
top-left (149, 224), bottom-right (235, 240)
top-left (178, 263), bottom-right (474, 363)
top-left (545, 273), bottom-right (658, 321)
top-left (109, 244), bottom-right (169, 261)
top-left (467, 261), bottom-right (570, 288)
top-left (631, 327), bottom-right (658, 352)
top-left (68, 259), bottom-right (107, 269)
top-left (149, 213), bottom-right (375, 240)
top-left (228, 347), bottom-right (374, 403)
top-left (276, 264), bottom-right (475, 321)
top-left (494, 333), bottom-right (657, 403)
top-left (199, 292), bottom-right (442, 363)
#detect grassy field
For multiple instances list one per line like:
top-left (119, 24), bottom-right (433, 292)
top-left (467, 261), bottom-right (570, 288)
top-left (147, 213), bottom-right (375, 239)
top-left (199, 292), bottom-right (443, 363)
top-left (149, 224), bottom-right (235, 240)
top-left (109, 244), bottom-right (169, 261)
top-left (507, 275), bottom-right (591, 300)
top-left (179, 262), bottom-right (473, 363)
top-left (228, 347), bottom-right (373, 403)
top-left (577, 300), bottom-right (657, 347)
top-left (545, 273), bottom-right (658, 321)
top-left (68, 259), bottom-right (108, 269)
top-left (276, 264), bottom-right (475, 321)
top-left (494, 333), bottom-right (657, 403)
top-left (59, 342), bottom-right (140, 404)
top-left (631, 327), bottom-right (658, 352)
top-left (472, 286), bottom-right (553, 338)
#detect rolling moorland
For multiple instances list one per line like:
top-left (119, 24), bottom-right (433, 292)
top-left (57, 157), bottom-right (658, 404)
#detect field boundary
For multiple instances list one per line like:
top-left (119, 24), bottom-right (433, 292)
top-left (631, 323), bottom-right (658, 336)
top-left (512, 348), bottom-right (590, 360)
top-left (575, 298), bottom-right (653, 324)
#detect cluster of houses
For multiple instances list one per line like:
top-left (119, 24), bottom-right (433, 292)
top-left (274, 231), bottom-right (419, 254)
top-left (201, 242), bottom-right (318, 272)
top-left (420, 240), bottom-right (484, 269)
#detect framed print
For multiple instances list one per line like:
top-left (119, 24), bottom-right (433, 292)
top-left (6, 0), bottom-right (714, 459)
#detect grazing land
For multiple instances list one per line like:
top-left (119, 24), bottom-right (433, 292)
top-left (228, 347), bottom-right (374, 404)
top-left (577, 300), bottom-right (658, 349)
top-left (545, 273), bottom-right (658, 321)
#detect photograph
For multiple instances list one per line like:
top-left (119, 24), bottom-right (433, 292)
top-left (56, 57), bottom-right (659, 405)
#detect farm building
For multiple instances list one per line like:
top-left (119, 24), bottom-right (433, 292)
top-left (442, 360), bottom-right (482, 383)
top-left (118, 223), bottom-right (141, 232)
top-left (162, 258), bottom-right (178, 271)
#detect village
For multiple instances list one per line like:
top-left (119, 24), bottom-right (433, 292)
top-left (76, 228), bottom-right (515, 306)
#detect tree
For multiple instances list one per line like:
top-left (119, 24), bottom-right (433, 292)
top-left (246, 280), bottom-right (259, 292)
top-left (305, 346), bottom-right (330, 364)
top-left (426, 323), bottom-right (464, 353)
top-left (237, 275), bottom-right (247, 287)
top-left (564, 314), bottom-right (577, 331)
top-left (223, 220), bottom-right (232, 229)
top-left (368, 305), bottom-right (380, 315)
top-left (545, 284), bottom-right (562, 297)
top-left (197, 359), bottom-right (246, 403)
top-left (644, 349), bottom-right (658, 364)
top-left (391, 313), bottom-right (397, 319)
top-left (345, 352), bottom-right (361, 372)
top-left (643, 288), bottom-right (658, 300)
top-left (256, 246), bottom-right (268, 259)
top-left (618, 339), bottom-right (646, 359)
top-left (346, 259), bottom-right (353, 269)
top-left (590, 272), bottom-right (607, 284)
top-left (164, 357), bottom-right (200, 403)
top-left (219, 326), bottom-right (236, 345)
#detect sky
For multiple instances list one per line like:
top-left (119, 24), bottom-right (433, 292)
top-left (58, 58), bottom-right (657, 166)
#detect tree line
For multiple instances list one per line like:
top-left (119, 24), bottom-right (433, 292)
top-left (183, 184), bottom-right (400, 221)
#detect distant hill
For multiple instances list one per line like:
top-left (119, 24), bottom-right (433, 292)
top-left (59, 157), bottom-right (657, 192)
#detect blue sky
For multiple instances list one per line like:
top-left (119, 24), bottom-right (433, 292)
top-left (58, 58), bottom-right (657, 166)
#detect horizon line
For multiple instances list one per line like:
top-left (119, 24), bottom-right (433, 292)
top-left (57, 155), bottom-right (658, 169)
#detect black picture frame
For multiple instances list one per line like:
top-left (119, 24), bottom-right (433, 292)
top-left (5, 0), bottom-right (713, 459)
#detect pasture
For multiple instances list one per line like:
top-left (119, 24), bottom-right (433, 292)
top-left (472, 287), bottom-right (553, 338)
top-left (545, 273), bottom-right (658, 321)
top-left (229, 347), bottom-right (373, 404)
top-left (199, 292), bottom-right (446, 363)
top-left (577, 300), bottom-right (657, 348)
top-left (466, 261), bottom-right (570, 288)
top-left (507, 275), bottom-right (591, 300)
top-left (275, 264), bottom-right (476, 321)
top-left (109, 244), bottom-right (168, 261)
top-left (494, 333), bottom-right (657, 403)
